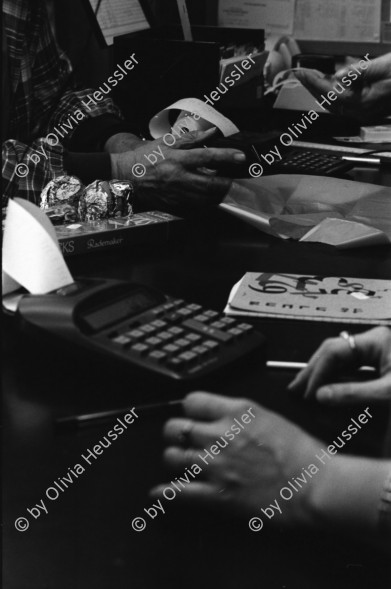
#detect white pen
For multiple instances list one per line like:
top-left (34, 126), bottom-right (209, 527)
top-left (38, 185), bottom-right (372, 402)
top-left (266, 360), bottom-right (375, 372)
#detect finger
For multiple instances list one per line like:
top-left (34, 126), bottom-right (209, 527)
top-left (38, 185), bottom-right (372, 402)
top-left (288, 337), bottom-right (356, 396)
top-left (172, 127), bottom-right (218, 149)
top-left (180, 147), bottom-right (246, 169)
top-left (163, 446), bottom-right (205, 471)
top-left (177, 172), bottom-right (232, 203)
top-left (163, 419), bottom-right (220, 448)
top-left (336, 55), bottom-right (390, 84)
top-left (316, 374), bottom-right (391, 404)
top-left (149, 481), bottom-right (220, 504)
top-left (184, 391), bottom-right (248, 421)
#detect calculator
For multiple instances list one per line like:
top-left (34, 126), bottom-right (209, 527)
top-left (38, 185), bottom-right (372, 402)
top-left (271, 148), bottom-right (353, 176)
top-left (17, 278), bottom-right (266, 381)
top-left (209, 132), bottom-right (353, 177)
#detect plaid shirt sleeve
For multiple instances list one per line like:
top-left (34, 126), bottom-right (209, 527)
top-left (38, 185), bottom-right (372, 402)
top-left (2, 0), bottom-right (129, 205)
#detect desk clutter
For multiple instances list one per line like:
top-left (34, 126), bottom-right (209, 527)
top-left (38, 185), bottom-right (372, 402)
top-left (225, 273), bottom-right (391, 326)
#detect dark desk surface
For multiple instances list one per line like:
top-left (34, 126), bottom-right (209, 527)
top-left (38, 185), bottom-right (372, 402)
top-left (3, 173), bottom-right (391, 589)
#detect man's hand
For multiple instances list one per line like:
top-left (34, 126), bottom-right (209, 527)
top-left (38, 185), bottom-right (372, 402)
top-left (296, 53), bottom-right (391, 121)
top-left (109, 128), bottom-right (246, 213)
top-left (150, 392), bottom-right (321, 526)
top-left (288, 327), bottom-right (391, 404)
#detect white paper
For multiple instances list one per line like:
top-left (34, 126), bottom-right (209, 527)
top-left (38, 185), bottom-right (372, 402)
top-left (218, 0), bottom-right (295, 35)
top-left (89, 0), bottom-right (149, 45)
top-left (149, 98), bottom-right (239, 139)
top-left (221, 175), bottom-right (391, 248)
top-left (2, 199), bottom-right (74, 296)
top-left (294, 0), bottom-right (382, 43)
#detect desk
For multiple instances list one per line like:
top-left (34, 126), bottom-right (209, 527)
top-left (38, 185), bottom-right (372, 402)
top-left (3, 174), bottom-right (391, 588)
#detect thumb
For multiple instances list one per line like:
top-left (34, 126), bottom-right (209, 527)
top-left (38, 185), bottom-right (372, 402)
top-left (316, 375), bottom-right (391, 405)
top-left (172, 127), bottom-right (218, 150)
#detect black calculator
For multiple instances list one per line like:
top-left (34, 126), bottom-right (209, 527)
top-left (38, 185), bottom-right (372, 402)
top-left (16, 278), bottom-right (266, 381)
top-left (271, 148), bottom-right (353, 176)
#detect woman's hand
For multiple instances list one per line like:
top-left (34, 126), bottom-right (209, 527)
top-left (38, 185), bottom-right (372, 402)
top-left (150, 391), bottom-right (321, 526)
top-left (288, 327), bottom-right (391, 404)
top-left (296, 53), bottom-right (391, 121)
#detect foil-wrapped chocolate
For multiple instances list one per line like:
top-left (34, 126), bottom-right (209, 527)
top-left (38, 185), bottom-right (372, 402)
top-left (40, 175), bottom-right (84, 224)
top-left (78, 180), bottom-right (113, 222)
top-left (109, 180), bottom-right (134, 218)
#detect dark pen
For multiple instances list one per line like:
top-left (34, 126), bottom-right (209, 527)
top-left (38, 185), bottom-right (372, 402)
top-left (342, 155), bottom-right (391, 168)
top-left (56, 399), bottom-right (183, 431)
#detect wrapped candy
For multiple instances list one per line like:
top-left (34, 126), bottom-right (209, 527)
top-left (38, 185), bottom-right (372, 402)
top-left (109, 180), bottom-right (134, 218)
top-left (78, 180), bottom-right (113, 222)
top-left (40, 175), bottom-right (84, 224)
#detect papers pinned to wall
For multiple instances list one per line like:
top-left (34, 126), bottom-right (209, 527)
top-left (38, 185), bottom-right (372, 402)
top-left (88, 0), bottom-right (149, 45)
top-left (218, 0), bottom-right (295, 36)
top-left (293, 0), bottom-right (382, 43)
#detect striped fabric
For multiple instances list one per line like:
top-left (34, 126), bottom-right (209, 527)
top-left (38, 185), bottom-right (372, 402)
top-left (2, 0), bottom-right (122, 205)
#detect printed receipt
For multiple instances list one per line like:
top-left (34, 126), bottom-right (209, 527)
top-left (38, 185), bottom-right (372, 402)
top-left (149, 98), bottom-right (239, 139)
top-left (2, 199), bottom-right (74, 297)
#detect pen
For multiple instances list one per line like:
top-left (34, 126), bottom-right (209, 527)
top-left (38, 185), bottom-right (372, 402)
top-left (266, 360), bottom-right (375, 372)
top-left (56, 399), bottom-right (183, 430)
top-left (342, 155), bottom-right (391, 168)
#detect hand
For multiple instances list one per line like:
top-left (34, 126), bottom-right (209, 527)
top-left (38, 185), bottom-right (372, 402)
top-left (110, 128), bottom-right (246, 213)
top-left (288, 327), bottom-right (391, 404)
top-left (150, 392), bottom-right (320, 526)
top-left (296, 53), bottom-right (391, 121)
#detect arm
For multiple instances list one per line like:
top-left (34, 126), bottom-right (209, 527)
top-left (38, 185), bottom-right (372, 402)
top-left (151, 392), bottom-right (391, 549)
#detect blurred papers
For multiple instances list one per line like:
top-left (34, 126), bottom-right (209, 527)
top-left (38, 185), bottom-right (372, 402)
top-left (220, 175), bottom-right (391, 248)
top-left (224, 273), bottom-right (391, 325)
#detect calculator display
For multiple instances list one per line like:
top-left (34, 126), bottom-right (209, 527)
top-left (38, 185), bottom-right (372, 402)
top-left (82, 291), bottom-right (157, 332)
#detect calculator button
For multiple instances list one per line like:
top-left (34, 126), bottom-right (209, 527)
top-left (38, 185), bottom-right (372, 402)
top-left (130, 343), bottom-right (149, 356)
top-left (163, 344), bottom-right (180, 354)
top-left (165, 312), bottom-right (182, 323)
top-left (187, 304), bottom-right (202, 312)
top-left (228, 327), bottom-right (243, 337)
top-left (168, 326), bottom-right (184, 336)
top-left (192, 345), bottom-right (208, 356)
top-left (220, 317), bottom-right (236, 326)
top-left (177, 307), bottom-right (194, 318)
top-left (150, 320), bottom-right (167, 329)
top-left (204, 310), bottom-right (220, 320)
top-left (167, 357), bottom-right (185, 371)
top-left (178, 351), bottom-right (197, 364)
top-left (203, 340), bottom-right (219, 351)
top-left (158, 331), bottom-right (173, 341)
top-left (193, 314), bottom-right (209, 323)
top-left (125, 329), bottom-right (144, 340)
top-left (148, 350), bottom-right (167, 363)
top-left (186, 333), bottom-right (202, 343)
top-left (210, 320), bottom-right (228, 330)
top-left (145, 336), bottom-right (163, 347)
top-left (171, 299), bottom-right (185, 308)
top-left (173, 338), bottom-right (191, 350)
top-left (111, 335), bottom-right (131, 347)
top-left (237, 323), bottom-right (254, 333)
top-left (162, 302), bottom-right (176, 312)
top-left (182, 319), bottom-right (233, 343)
top-left (140, 324), bottom-right (156, 334)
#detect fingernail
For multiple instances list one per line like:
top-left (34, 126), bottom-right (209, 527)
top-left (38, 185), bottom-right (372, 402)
top-left (234, 152), bottom-right (246, 162)
top-left (204, 127), bottom-right (217, 134)
top-left (317, 387), bottom-right (333, 402)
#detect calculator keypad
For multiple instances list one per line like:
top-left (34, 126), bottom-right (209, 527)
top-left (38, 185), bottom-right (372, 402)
top-left (106, 297), bottom-right (259, 378)
top-left (278, 149), bottom-right (352, 176)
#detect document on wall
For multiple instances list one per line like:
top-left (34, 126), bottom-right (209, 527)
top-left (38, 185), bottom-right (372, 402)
top-left (294, 0), bottom-right (382, 43)
top-left (218, 0), bottom-right (295, 35)
top-left (89, 0), bottom-right (149, 45)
